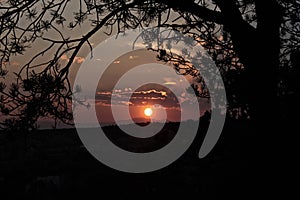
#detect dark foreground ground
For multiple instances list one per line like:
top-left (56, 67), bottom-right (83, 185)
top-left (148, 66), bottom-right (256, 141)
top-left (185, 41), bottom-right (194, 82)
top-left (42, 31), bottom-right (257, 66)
top-left (0, 119), bottom-right (261, 198)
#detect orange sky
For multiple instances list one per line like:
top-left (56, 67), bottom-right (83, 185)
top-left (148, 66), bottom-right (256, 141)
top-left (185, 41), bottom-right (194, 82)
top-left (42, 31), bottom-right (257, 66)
top-left (0, 2), bottom-right (212, 129)
top-left (72, 49), bottom-right (211, 127)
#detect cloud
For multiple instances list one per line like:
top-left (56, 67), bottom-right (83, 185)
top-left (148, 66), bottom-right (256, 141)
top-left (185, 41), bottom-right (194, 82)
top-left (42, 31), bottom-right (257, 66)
top-left (1, 61), bottom-right (20, 68)
top-left (120, 101), bottom-right (133, 106)
top-left (114, 89), bottom-right (122, 93)
top-left (60, 54), bottom-right (68, 60)
top-left (74, 56), bottom-right (85, 64)
top-left (129, 55), bottom-right (139, 60)
top-left (60, 54), bottom-right (85, 64)
top-left (11, 61), bottom-right (20, 67)
top-left (96, 91), bottom-right (112, 95)
top-left (95, 100), bottom-right (111, 107)
top-left (164, 81), bottom-right (177, 85)
top-left (95, 89), bottom-right (174, 107)
top-left (96, 89), bottom-right (168, 99)
top-left (134, 89), bottom-right (167, 97)
top-left (124, 88), bottom-right (132, 92)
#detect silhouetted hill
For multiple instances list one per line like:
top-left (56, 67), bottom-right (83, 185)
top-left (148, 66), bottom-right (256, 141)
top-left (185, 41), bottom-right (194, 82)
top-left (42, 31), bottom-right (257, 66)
top-left (0, 118), bottom-right (254, 198)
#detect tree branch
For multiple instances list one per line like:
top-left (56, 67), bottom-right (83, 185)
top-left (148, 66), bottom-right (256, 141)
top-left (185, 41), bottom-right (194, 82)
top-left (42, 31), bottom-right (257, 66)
top-left (157, 0), bottom-right (224, 24)
top-left (0, 0), bottom-right (38, 20)
top-left (59, 1), bottom-right (139, 78)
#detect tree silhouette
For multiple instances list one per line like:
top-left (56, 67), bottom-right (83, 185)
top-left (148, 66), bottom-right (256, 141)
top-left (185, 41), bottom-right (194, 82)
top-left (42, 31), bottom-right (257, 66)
top-left (0, 71), bottom-right (72, 130)
top-left (0, 0), bottom-right (299, 131)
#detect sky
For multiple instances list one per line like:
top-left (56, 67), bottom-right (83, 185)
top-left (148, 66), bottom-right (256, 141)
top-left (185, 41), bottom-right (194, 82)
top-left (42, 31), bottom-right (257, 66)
top-left (0, 1), bottom-right (213, 129)
top-left (72, 49), bottom-right (211, 128)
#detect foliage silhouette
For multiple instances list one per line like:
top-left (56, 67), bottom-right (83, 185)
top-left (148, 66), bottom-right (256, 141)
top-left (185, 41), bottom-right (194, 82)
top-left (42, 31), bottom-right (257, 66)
top-left (0, 1), bottom-right (298, 138)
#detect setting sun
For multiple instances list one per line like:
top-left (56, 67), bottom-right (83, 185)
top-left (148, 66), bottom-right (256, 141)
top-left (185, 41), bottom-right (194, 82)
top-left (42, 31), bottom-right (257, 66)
top-left (144, 108), bottom-right (153, 117)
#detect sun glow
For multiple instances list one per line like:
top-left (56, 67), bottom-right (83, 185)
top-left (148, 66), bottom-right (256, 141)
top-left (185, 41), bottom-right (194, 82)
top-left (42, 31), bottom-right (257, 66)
top-left (144, 107), bottom-right (153, 117)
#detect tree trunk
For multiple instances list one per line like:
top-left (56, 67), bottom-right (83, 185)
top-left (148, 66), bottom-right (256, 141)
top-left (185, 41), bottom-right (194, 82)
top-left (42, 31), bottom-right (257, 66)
top-left (251, 2), bottom-right (284, 192)
top-left (222, 0), bottom-right (284, 193)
